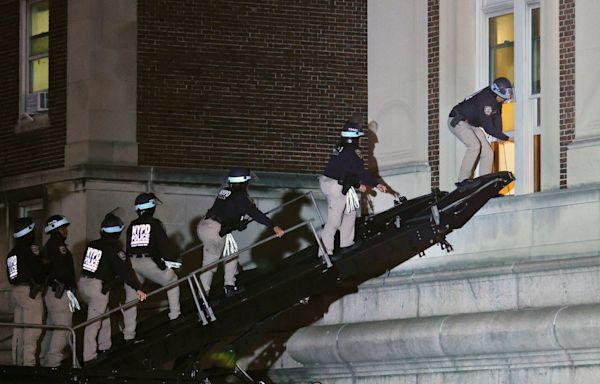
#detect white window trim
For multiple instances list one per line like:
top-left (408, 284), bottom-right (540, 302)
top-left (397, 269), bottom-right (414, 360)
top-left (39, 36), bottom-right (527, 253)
top-left (17, 0), bottom-right (50, 132)
top-left (477, 0), bottom-right (540, 195)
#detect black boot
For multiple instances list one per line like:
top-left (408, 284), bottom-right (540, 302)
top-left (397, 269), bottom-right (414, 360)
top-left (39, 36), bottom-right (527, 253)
top-left (224, 284), bottom-right (239, 298)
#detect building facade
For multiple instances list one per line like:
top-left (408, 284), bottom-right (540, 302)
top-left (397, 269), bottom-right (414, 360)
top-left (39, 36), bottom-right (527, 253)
top-left (269, 1), bottom-right (600, 383)
top-left (1, 1), bottom-right (600, 383)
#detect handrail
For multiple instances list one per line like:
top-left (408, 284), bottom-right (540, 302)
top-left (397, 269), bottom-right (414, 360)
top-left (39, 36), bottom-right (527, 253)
top-left (180, 190), bottom-right (324, 257)
top-left (0, 192), bottom-right (327, 369)
top-left (0, 322), bottom-right (79, 368)
top-left (73, 218), bottom-right (318, 331)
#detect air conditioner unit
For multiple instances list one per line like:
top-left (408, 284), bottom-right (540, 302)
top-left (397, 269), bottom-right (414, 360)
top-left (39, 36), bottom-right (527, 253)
top-left (25, 91), bottom-right (48, 113)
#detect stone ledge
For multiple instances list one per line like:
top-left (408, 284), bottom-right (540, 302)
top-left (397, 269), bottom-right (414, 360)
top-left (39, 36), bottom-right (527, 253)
top-left (287, 304), bottom-right (600, 366)
top-left (0, 164), bottom-right (321, 192)
top-left (272, 348), bottom-right (600, 381)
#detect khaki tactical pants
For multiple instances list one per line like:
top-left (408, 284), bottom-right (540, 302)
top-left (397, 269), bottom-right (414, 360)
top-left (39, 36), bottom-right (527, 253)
top-left (449, 118), bottom-right (493, 182)
top-left (196, 218), bottom-right (237, 292)
top-left (123, 258), bottom-right (180, 340)
top-left (11, 285), bottom-right (43, 366)
top-left (40, 288), bottom-right (73, 367)
top-left (78, 277), bottom-right (110, 362)
top-left (319, 175), bottom-right (357, 253)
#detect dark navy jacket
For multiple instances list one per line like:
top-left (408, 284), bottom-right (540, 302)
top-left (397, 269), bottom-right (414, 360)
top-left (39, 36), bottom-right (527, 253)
top-left (43, 234), bottom-right (76, 291)
top-left (323, 146), bottom-right (378, 187)
top-left (126, 215), bottom-right (173, 266)
top-left (452, 87), bottom-right (509, 141)
top-left (206, 188), bottom-right (273, 235)
top-left (6, 241), bottom-right (46, 286)
top-left (81, 237), bottom-right (142, 291)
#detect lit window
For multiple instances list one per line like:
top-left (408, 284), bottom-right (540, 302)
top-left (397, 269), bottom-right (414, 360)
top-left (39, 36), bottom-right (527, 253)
top-left (489, 13), bottom-right (515, 194)
top-left (486, 5), bottom-right (541, 194)
top-left (21, 0), bottom-right (49, 114)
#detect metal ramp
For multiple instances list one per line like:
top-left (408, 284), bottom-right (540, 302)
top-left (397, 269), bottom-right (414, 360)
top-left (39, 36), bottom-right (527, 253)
top-left (0, 172), bottom-right (514, 383)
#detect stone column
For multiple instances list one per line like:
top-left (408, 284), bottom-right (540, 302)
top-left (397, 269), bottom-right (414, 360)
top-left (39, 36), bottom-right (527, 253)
top-left (65, 0), bottom-right (138, 166)
top-left (368, 0), bottom-right (430, 211)
top-left (569, 0), bottom-right (600, 186)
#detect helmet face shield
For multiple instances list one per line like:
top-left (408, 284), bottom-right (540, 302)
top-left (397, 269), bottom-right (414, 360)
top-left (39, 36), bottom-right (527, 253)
top-left (491, 78), bottom-right (514, 102)
top-left (228, 167), bottom-right (252, 184)
top-left (134, 192), bottom-right (161, 211)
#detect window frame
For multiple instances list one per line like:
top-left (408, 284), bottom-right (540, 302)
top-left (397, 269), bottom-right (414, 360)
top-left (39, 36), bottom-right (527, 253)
top-left (19, 0), bottom-right (49, 116)
top-left (477, 0), bottom-right (541, 195)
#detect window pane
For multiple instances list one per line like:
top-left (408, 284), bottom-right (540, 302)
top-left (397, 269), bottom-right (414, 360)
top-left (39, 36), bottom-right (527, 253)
top-left (490, 45), bottom-right (514, 83)
top-left (531, 7), bottom-right (541, 94)
top-left (30, 57), bottom-right (49, 92)
top-left (30, 1), bottom-right (49, 37)
top-left (30, 34), bottom-right (48, 56)
top-left (490, 13), bottom-right (515, 195)
top-left (489, 13), bottom-right (514, 45)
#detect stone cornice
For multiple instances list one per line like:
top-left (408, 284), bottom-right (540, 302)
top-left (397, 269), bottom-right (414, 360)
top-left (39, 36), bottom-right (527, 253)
top-left (0, 164), bottom-right (321, 192)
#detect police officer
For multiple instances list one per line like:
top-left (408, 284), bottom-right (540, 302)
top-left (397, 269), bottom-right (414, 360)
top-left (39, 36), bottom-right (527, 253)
top-left (40, 215), bottom-right (76, 367)
top-left (5, 217), bottom-right (46, 366)
top-left (320, 122), bottom-right (387, 256)
top-left (122, 193), bottom-right (180, 342)
top-left (448, 77), bottom-right (515, 185)
top-left (78, 213), bottom-right (146, 363)
top-left (196, 167), bottom-right (285, 297)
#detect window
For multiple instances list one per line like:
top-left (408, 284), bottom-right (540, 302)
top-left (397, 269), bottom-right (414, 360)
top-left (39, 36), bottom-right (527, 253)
top-left (489, 13), bottom-right (516, 194)
top-left (481, 1), bottom-right (541, 194)
top-left (20, 0), bottom-right (49, 116)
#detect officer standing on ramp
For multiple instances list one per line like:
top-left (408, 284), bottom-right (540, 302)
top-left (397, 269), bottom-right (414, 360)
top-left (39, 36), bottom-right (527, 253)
top-left (40, 215), bottom-right (78, 367)
top-left (448, 77), bottom-right (515, 186)
top-left (122, 193), bottom-right (180, 342)
top-left (320, 122), bottom-right (387, 256)
top-left (197, 167), bottom-right (285, 297)
top-left (5, 217), bottom-right (46, 366)
top-left (78, 212), bottom-right (146, 363)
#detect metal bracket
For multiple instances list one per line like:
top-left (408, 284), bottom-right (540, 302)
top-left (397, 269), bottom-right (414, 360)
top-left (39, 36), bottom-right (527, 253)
top-left (439, 238), bottom-right (453, 253)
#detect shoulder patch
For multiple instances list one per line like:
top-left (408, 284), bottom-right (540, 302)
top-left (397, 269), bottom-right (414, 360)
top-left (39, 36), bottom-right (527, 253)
top-left (30, 245), bottom-right (40, 255)
top-left (59, 245), bottom-right (67, 255)
top-left (484, 105), bottom-right (493, 116)
top-left (117, 250), bottom-right (127, 261)
top-left (217, 189), bottom-right (232, 200)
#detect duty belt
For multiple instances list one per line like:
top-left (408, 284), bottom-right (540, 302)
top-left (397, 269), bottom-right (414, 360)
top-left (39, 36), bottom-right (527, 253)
top-left (205, 214), bottom-right (224, 224)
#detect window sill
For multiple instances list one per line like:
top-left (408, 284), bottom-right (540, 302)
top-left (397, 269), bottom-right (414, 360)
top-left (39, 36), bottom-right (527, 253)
top-left (15, 113), bottom-right (51, 133)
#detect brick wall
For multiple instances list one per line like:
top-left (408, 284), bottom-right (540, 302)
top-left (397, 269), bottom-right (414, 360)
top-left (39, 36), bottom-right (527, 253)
top-left (559, 0), bottom-right (575, 189)
top-left (427, 0), bottom-right (440, 189)
top-left (0, 0), bottom-right (67, 178)
top-left (137, 0), bottom-right (368, 173)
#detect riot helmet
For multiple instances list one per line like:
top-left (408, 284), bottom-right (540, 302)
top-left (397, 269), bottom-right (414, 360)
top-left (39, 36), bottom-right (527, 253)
top-left (491, 77), bottom-right (514, 101)
top-left (228, 167), bottom-right (252, 184)
top-left (340, 121), bottom-right (364, 146)
top-left (44, 214), bottom-right (70, 234)
top-left (101, 213), bottom-right (124, 234)
top-left (14, 217), bottom-right (35, 239)
top-left (134, 192), bottom-right (159, 215)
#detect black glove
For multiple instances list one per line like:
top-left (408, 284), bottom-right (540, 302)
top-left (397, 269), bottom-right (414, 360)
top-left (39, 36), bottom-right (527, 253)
top-left (339, 174), bottom-right (360, 196)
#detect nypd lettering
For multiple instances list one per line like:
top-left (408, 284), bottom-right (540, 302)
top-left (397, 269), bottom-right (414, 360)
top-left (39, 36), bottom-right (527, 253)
top-left (83, 247), bottom-right (103, 273)
top-left (7, 255), bottom-right (18, 280)
top-left (130, 224), bottom-right (152, 247)
top-left (217, 189), bottom-right (231, 200)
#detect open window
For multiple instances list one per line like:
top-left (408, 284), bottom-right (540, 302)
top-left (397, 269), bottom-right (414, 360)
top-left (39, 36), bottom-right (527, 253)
top-left (482, 1), bottom-right (541, 194)
top-left (18, 0), bottom-right (50, 130)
